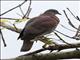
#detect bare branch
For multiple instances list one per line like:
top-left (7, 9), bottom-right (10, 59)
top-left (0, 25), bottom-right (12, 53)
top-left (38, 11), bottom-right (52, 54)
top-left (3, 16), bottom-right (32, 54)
top-left (22, 0), bottom-right (32, 19)
top-left (26, 8), bottom-right (32, 18)
top-left (55, 30), bottom-right (75, 39)
top-left (0, 17), bottom-right (20, 20)
top-left (20, 43), bottom-right (80, 56)
top-left (15, 50), bottom-right (80, 60)
top-left (76, 16), bottom-right (80, 21)
top-left (54, 32), bottom-right (71, 45)
top-left (67, 8), bottom-right (77, 19)
top-left (75, 25), bottom-right (80, 36)
top-left (60, 24), bottom-right (76, 32)
top-left (63, 10), bottom-right (77, 29)
top-left (0, 1), bottom-right (27, 16)
top-left (16, 13), bottom-right (23, 18)
top-left (0, 22), bottom-right (21, 33)
top-left (19, 6), bottom-right (25, 16)
top-left (67, 8), bottom-right (80, 21)
top-left (73, 25), bottom-right (80, 40)
top-left (0, 30), bottom-right (7, 47)
top-left (13, 24), bottom-right (19, 31)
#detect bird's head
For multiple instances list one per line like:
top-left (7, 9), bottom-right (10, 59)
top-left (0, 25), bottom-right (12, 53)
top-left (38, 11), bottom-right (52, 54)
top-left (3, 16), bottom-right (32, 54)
top-left (44, 9), bottom-right (61, 15)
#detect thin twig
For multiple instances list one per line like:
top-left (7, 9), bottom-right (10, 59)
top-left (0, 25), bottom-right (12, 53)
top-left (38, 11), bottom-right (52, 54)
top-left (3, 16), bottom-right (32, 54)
top-left (0, 17), bottom-right (20, 20)
top-left (60, 24), bottom-right (76, 32)
top-left (73, 25), bottom-right (80, 40)
top-left (19, 6), bottom-right (25, 16)
top-left (63, 10), bottom-right (77, 29)
top-left (22, 0), bottom-right (32, 19)
top-left (54, 32), bottom-right (71, 45)
top-left (75, 25), bottom-right (80, 36)
top-left (67, 8), bottom-right (80, 21)
top-left (55, 30), bottom-right (76, 39)
top-left (26, 8), bottom-right (32, 18)
top-left (0, 30), bottom-right (7, 47)
top-left (13, 24), bottom-right (18, 31)
top-left (16, 13), bottom-right (23, 17)
top-left (67, 8), bottom-right (77, 19)
top-left (76, 16), bottom-right (80, 21)
top-left (54, 32), bottom-right (79, 50)
top-left (20, 43), bottom-right (80, 56)
top-left (0, 1), bottom-right (27, 16)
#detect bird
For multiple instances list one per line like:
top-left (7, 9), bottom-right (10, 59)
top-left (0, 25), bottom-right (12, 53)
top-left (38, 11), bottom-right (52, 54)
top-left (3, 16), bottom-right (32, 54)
top-left (18, 9), bottom-right (61, 52)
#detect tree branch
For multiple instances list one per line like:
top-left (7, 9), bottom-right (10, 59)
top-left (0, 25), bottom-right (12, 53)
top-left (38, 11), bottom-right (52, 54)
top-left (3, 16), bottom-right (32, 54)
top-left (0, 1), bottom-right (27, 16)
top-left (15, 50), bottom-right (80, 60)
top-left (67, 8), bottom-right (80, 21)
top-left (60, 24), bottom-right (76, 32)
top-left (55, 30), bottom-right (76, 39)
top-left (0, 22), bottom-right (21, 33)
top-left (63, 10), bottom-right (77, 29)
top-left (19, 43), bottom-right (80, 56)
top-left (22, 0), bottom-right (32, 19)
top-left (73, 25), bottom-right (80, 40)
top-left (0, 17), bottom-right (21, 20)
top-left (0, 30), bottom-right (7, 47)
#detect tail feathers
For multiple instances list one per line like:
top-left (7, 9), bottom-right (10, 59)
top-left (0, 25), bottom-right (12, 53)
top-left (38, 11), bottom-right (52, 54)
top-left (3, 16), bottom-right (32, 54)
top-left (20, 40), bottom-right (33, 52)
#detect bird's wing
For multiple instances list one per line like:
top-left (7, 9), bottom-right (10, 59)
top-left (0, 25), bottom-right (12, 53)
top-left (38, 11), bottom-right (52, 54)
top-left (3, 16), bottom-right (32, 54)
top-left (24, 16), bottom-right (58, 34)
top-left (18, 15), bottom-right (59, 40)
top-left (17, 17), bottom-right (37, 39)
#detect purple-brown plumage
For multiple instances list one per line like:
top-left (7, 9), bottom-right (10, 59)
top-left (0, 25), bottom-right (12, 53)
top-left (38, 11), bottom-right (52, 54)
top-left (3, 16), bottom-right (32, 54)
top-left (18, 9), bottom-right (61, 52)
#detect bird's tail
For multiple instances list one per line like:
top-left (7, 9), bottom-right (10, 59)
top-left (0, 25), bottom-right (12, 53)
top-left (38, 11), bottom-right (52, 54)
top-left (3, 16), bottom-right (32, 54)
top-left (20, 40), bottom-right (34, 52)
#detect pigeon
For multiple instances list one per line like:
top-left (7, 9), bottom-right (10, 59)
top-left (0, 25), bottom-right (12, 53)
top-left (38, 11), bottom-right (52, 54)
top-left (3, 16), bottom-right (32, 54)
top-left (18, 9), bottom-right (61, 52)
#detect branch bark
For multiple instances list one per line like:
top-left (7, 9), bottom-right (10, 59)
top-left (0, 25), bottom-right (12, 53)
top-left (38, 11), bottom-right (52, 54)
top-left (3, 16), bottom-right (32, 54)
top-left (13, 50), bottom-right (80, 60)
top-left (0, 22), bottom-right (21, 33)
top-left (19, 43), bottom-right (80, 56)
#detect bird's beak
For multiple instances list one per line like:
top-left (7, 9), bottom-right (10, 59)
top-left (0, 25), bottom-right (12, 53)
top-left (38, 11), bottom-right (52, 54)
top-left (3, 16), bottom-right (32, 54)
top-left (58, 13), bottom-right (61, 15)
